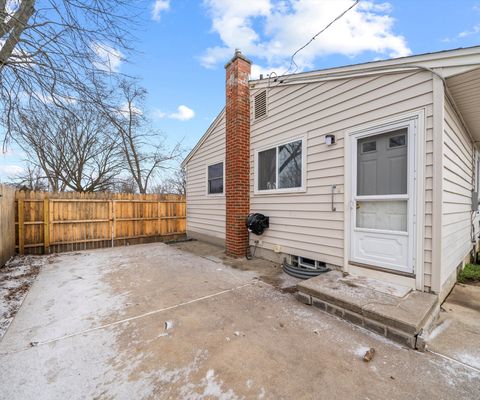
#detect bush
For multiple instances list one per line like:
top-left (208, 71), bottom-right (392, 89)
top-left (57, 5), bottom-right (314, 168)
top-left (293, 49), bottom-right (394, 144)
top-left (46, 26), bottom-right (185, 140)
top-left (458, 264), bottom-right (480, 283)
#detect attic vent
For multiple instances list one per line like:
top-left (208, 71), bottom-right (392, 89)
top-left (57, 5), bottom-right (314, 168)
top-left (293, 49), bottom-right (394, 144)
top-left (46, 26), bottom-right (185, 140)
top-left (254, 90), bottom-right (267, 120)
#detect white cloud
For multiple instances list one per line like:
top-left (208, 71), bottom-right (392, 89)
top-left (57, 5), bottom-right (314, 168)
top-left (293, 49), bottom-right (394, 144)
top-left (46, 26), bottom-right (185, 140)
top-left (200, 0), bottom-right (411, 75)
top-left (152, 108), bottom-right (167, 119)
top-left (4, 1), bottom-right (22, 24)
top-left (153, 105), bottom-right (195, 121)
top-left (1, 147), bottom-right (25, 159)
top-left (119, 102), bottom-right (143, 117)
top-left (0, 164), bottom-right (24, 177)
top-left (440, 4), bottom-right (480, 43)
top-left (152, 0), bottom-right (170, 21)
top-left (458, 25), bottom-right (480, 38)
top-left (91, 42), bottom-right (123, 73)
top-left (169, 105), bottom-right (195, 121)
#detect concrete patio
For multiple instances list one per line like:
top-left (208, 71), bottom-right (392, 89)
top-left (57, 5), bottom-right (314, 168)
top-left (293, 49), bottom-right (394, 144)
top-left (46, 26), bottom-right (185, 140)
top-left (0, 242), bottom-right (478, 399)
top-left (427, 283), bottom-right (480, 370)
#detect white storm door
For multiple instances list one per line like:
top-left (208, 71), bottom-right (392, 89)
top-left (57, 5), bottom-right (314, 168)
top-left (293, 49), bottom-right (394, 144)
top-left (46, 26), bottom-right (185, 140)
top-left (350, 120), bottom-right (416, 274)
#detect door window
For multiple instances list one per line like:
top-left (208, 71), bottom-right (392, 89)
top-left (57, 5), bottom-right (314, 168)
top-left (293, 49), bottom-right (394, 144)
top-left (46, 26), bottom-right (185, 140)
top-left (356, 128), bottom-right (408, 232)
top-left (357, 128), bottom-right (408, 196)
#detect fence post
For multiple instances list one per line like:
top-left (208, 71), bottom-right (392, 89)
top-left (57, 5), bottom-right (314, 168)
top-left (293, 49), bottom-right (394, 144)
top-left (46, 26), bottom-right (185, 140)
top-left (49, 198), bottom-right (54, 252)
top-left (18, 199), bottom-right (24, 255)
top-left (111, 200), bottom-right (115, 247)
top-left (157, 201), bottom-right (161, 237)
top-left (43, 199), bottom-right (50, 254)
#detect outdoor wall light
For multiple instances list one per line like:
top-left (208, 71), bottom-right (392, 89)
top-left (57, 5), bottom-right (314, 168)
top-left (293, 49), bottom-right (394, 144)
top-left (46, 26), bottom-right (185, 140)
top-left (325, 134), bottom-right (336, 146)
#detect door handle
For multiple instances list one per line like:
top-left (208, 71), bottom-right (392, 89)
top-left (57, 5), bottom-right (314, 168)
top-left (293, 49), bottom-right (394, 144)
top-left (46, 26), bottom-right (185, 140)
top-left (331, 184), bottom-right (336, 211)
top-left (356, 202), bottom-right (360, 209)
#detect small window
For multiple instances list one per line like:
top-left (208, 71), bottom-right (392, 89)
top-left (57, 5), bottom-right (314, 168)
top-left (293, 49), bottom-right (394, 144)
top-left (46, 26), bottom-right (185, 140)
top-left (254, 90), bottom-right (267, 120)
top-left (257, 139), bottom-right (303, 191)
top-left (207, 162), bottom-right (223, 194)
top-left (389, 134), bottom-right (406, 148)
top-left (362, 141), bottom-right (376, 153)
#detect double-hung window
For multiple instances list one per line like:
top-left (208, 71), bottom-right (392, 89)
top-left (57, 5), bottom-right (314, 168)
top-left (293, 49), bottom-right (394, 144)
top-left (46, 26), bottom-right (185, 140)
top-left (207, 161), bottom-right (224, 195)
top-left (257, 138), bottom-right (304, 192)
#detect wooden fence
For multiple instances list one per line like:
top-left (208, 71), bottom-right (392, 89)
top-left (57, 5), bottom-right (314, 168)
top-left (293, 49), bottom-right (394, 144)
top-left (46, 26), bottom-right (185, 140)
top-left (15, 191), bottom-right (186, 255)
top-left (1, 185), bottom-right (16, 265)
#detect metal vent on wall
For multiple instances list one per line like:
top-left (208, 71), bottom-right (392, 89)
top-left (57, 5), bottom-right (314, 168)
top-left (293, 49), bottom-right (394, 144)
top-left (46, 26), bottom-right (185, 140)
top-left (254, 90), bottom-right (267, 120)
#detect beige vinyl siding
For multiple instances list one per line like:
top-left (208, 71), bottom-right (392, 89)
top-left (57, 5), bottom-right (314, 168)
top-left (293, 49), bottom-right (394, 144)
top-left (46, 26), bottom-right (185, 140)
top-left (250, 71), bottom-right (434, 289)
top-left (441, 97), bottom-right (476, 283)
top-left (185, 111), bottom-right (226, 241)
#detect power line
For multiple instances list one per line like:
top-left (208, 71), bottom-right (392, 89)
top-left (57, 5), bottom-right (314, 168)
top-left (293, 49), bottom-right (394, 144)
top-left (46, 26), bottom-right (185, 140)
top-left (283, 0), bottom-right (360, 76)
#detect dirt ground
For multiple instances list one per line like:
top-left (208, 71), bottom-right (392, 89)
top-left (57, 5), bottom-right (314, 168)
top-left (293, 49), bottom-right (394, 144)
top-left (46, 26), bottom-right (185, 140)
top-left (0, 241), bottom-right (478, 400)
top-left (0, 255), bottom-right (45, 339)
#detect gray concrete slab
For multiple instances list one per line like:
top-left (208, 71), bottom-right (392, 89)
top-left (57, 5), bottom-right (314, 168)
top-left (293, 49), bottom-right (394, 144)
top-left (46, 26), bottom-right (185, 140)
top-left (427, 284), bottom-right (480, 371)
top-left (297, 271), bottom-right (438, 335)
top-left (0, 242), bottom-right (479, 399)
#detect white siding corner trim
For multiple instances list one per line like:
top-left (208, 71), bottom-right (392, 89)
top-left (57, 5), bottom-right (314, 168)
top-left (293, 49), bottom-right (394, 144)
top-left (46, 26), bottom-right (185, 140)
top-left (440, 94), bottom-right (478, 291)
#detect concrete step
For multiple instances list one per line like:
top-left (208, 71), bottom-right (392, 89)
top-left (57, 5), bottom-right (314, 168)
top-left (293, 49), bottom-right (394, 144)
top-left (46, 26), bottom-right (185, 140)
top-left (296, 271), bottom-right (438, 350)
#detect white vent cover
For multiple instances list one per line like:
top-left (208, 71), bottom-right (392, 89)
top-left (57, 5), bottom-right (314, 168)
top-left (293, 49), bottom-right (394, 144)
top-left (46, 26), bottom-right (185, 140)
top-left (254, 90), bottom-right (267, 120)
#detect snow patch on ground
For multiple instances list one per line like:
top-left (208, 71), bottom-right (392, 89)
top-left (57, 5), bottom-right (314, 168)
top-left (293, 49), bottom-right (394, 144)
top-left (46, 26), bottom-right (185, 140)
top-left (354, 346), bottom-right (372, 358)
top-left (427, 319), bottom-right (452, 340)
top-left (428, 354), bottom-right (480, 386)
top-left (455, 352), bottom-right (480, 370)
top-left (0, 255), bottom-right (45, 339)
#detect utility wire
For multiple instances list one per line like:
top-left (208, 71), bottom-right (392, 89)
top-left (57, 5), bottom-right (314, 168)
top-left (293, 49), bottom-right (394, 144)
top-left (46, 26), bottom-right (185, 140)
top-left (283, 0), bottom-right (360, 76)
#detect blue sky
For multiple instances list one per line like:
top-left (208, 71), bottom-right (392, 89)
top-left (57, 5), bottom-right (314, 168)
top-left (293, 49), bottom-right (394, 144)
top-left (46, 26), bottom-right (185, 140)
top-left (1, 0), bottom-right (480, 182)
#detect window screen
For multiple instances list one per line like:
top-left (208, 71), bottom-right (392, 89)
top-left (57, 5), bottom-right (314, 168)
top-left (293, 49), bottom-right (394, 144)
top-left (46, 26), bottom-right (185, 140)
top-left (258, 148), bottom-right (276, 190)
top-left (278, 140), bottom-right (302, 188)
top-left (258, 140), bottom-right (303, 191)
top-left (207, 162), bottom-right (223, 194)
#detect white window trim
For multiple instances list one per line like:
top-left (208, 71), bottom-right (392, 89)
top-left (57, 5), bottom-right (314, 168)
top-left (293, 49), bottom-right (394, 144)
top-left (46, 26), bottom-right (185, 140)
top-left (254, 135), bottom-right (307, 195)
top-left (205, 159), bottom-right (225, 197)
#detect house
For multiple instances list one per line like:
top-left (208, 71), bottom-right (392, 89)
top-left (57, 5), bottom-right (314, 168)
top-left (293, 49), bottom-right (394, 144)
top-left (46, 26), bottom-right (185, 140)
top-left (182, 46), bottom-right (480, 305)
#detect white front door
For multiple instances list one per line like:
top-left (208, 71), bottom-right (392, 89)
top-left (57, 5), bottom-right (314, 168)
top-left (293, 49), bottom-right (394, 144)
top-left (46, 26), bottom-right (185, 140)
top-left (350, 119), bottom-right (416, 274)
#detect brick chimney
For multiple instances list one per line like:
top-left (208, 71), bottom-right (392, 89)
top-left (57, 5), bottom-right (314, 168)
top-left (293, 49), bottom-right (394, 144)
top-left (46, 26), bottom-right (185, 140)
top-left (225, 49), bottom-right (251, 258)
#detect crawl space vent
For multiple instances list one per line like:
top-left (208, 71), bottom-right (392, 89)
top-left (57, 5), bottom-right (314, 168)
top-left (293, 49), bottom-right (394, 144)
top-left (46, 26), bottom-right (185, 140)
top-left (254, 90), bottom-right (267, 120)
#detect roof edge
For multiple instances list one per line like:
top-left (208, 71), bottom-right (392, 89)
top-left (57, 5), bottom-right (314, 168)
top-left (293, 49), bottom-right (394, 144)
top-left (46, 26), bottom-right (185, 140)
top-left (250, 45), bottom-right (480, 85)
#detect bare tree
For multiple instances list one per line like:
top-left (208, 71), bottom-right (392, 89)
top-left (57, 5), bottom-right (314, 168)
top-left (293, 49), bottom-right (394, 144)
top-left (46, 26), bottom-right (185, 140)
top-left (103, 79), bottom-right (183, 194)
top-left (0, 0), bottom-right (135, 142)
top-left (14, 102), bottom-right (122, 192)
top-left (111, 176), bottom-right (137, 194)
top-left (152, 168), bottom-right (186, 195)
top-left (10, 164), bottom-right (48, 191)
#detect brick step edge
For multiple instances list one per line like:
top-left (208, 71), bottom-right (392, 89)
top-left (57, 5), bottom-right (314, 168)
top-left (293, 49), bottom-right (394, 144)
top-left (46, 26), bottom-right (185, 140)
top-left (296, 292), bottom-right (427, 351)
